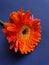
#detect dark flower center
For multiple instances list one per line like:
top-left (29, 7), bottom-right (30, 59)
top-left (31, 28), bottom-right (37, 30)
top-left (22, 28), bottom-right (27, 35)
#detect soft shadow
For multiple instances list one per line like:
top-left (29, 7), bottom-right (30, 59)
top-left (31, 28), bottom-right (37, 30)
top-left (1, 37), bottom-right (29, 63)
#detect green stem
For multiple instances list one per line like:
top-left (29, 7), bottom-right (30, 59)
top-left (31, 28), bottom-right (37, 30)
top-left (0, 20), bottom-right (4, 27)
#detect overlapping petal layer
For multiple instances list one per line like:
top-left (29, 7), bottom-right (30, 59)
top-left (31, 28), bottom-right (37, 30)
top-left (2, 8), bottom-right (41, 54)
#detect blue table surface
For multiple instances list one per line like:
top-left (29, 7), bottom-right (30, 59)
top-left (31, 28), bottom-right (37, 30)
top-left (0, 0), bottom-right (49, 65)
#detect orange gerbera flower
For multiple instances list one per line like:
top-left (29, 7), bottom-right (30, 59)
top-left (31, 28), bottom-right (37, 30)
top-left (2, 8), bottom-right (41, 54)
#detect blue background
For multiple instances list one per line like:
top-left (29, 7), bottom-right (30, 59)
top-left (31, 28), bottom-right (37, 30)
top-left (0, 0), bottom-right (49, 65)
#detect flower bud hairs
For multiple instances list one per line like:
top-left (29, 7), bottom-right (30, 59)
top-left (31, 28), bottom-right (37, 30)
top-left (0, 8), bottom-right (41, 54)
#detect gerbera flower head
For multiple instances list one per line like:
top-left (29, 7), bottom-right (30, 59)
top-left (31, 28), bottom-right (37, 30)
top-left (2, 8), bottom-right (41, 54)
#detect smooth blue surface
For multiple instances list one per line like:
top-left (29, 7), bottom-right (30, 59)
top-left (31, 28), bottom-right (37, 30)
top-left (0, 0), bottom-right (49, 65)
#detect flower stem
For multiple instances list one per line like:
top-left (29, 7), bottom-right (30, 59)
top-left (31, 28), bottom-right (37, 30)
top-left (0, 20), bottom-right (4, 27)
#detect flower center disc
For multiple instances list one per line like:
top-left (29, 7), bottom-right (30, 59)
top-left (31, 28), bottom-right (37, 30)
top-left (20, 26), bottom-right (30, 40)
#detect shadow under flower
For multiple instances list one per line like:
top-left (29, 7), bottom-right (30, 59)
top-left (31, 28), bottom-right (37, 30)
top-left (0, 36), bottom-right (29, 64)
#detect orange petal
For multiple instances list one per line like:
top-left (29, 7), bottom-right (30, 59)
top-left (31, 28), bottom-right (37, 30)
top-left (33, 19), bottom-right (40, 24)
top-left (4, 22), bottom-right (12, 28)
top-left (14, 41), bottom-right (18, 52)
top-left (7, 26), bottom-right (16, 32)
top-left (2, 29), bottom-right (7, 34)
top-left (9, 42), bottom-right (14, 49)
top-left (7, 36), bottom-right (13, 43)
top-left (25, 11), bottom-right (31, 19)
top-left (19, 40), bottom-right (25, 54)
top-left (32, 37), bottom-right (40, 43)
top-left (8, 35), bottom-right (16, 43)
top-left (9, 12), bottom-right (19, 24)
